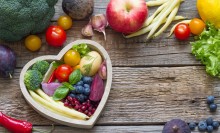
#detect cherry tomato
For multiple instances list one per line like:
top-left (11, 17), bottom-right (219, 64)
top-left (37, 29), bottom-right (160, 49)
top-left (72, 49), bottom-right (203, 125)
top-left (25, 35), bottom-right (42, 51)
top-left (64, 49), bottom-right (80, 67)
top-left (46, 26), bottom-right (66, 47)
top-left (189, 18), bottom-right (205, 35)
top-left (57, 16), bottom-right (73, 30)
top-left (55, 64), bottom-right (73, 82)
top-left (174, 23), bottom-right (191, 40)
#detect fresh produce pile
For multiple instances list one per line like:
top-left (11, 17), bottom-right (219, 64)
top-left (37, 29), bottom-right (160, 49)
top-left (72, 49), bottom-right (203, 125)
top-left (124, 0), bottom-right (185, 39)
top-left (24, 43), bottom-right (107, 120)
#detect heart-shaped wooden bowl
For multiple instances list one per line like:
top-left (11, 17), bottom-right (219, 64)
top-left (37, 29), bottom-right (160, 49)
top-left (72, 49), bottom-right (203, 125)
top-left (19, 39), bottom-right (112, 128)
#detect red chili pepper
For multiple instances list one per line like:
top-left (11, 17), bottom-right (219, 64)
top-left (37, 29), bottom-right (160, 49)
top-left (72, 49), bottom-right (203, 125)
top-left (47, 70), bottom-right (56, 83)
top-left (0, 112), bottom-right (32, 133)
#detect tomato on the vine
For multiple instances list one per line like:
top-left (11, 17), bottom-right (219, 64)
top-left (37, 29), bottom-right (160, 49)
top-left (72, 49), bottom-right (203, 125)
top-left (189, 18), bottom-right (205, 35)
top-left (46, 26), bottom-right (66, 47)
top-left (174, 23), bottom-right (191, 40)
top-left (55, 64), bottom-right (73, 82)
top-left (57, 16), bottom-right (73, 30)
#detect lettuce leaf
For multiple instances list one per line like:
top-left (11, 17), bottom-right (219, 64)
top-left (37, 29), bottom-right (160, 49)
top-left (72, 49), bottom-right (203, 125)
top-left (72, 43), bottom-right (91, 57)
top-left (191, 22), bottom-right (220, 77)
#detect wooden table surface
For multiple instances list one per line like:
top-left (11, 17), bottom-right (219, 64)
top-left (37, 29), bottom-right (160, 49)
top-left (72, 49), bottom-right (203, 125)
top-left (1, 0), bottom-right (219, 132)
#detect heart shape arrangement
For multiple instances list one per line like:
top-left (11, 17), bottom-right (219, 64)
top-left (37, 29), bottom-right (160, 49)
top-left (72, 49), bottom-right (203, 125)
top-left (19, 40), bottom-right (112, 128)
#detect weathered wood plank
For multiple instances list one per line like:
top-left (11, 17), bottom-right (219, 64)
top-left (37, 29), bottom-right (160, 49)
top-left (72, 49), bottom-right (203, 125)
top-left (1, 0), bottom-right (201, 67)
top-left (0, 66), bottom-right (220, 125)
top-left (0, 125), bottom-right (219, 133)
top-left (4, 22), bottom-right (200, 68)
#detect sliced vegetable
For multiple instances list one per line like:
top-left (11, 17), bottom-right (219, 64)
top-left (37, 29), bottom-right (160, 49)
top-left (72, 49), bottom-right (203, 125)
top-left (89, 73), bottom-right (104, 102)
top-left (41, 82), bottom-right (61, 96)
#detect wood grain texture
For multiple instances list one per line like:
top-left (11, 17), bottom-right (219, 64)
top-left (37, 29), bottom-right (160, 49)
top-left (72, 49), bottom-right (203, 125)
top-left (0, 66), bottom-right (219, 125)
top-left (0, 125), bottom-right (218, 133)
top-left (2, 0), bottom-right (201, 67)
top-left (0, 0), bottom-right (219, 132)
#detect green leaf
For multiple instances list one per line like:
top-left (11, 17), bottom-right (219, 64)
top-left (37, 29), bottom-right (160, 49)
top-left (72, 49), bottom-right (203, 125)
top-left (69, 69), bottom-right (82, 85)
top-left (191, 22), bottom-right (220, 77)
top-left (52, 86), bottom-right (69, 101)
top-left (62, 82), bottom-right (75, 91)
top-left (72, 43), bottom-right (91, 57)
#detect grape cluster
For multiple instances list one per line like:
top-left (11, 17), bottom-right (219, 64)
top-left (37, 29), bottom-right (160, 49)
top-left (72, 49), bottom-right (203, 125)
top-left (64, 96), bottom-right (98, 116)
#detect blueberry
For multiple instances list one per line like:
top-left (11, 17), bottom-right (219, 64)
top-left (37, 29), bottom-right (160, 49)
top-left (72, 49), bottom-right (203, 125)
top-left (83, 95), bottom-right (88, 100)
top-left (207, 96), bottom-right (215, 104)
top-left (206, 117), bottom-right (213, 125)
top-left (77, 94), bottom-right (85, 103)
top-left (83, 84), bottom-right (90, 88)
top-left (209, 103), bottom-right (217, 112)
top-left (82, 76), bottom-right (93, 84)
top-left (212, 121), bottom-right (220, 129)
top-left (83, 87), bottom-right (90, 96)
top-left (69, 93), bottom-right (77, 98)
top-left (76, 81), bottom-right (83, 86)
top-left (207, 125), bottom-right (213, 133)
top-left (198, 121), bottom-right (207, 131)
top-left (76, 86), bottom-right (84, 94)
top-left (188, 122), bottom-right (196, 130)
top-left (70, 89), bottom-right (77, 94)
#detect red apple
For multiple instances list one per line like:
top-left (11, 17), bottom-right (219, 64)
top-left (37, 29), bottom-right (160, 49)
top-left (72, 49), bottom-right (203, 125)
top-left (106, 0), bottom-right (148, 34)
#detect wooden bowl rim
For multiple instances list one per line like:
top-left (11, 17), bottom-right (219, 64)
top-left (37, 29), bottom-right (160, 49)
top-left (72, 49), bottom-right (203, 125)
top-left (19, 39), bottom-right (112, 128)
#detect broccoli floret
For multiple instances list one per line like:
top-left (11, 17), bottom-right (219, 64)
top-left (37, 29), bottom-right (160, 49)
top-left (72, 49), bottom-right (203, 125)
top-left (0, 0), bottom-right (58, 42)
top-left (32, 60), bottom-right (50, 75)
top-left (24, 70), bottom-right (43, 91)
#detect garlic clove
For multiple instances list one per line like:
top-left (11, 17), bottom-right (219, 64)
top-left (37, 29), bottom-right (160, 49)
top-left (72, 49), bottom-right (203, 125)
top-left (91, 14), bottom-right (108, 40)
top-left (81, 23), bottom-right (94, 37)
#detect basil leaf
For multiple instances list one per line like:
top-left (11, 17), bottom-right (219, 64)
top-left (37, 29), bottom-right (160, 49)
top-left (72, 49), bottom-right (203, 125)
top-left (52, 86), bottom-right (69, 101)
top-left (69, 69), bottom-right (82, 85)
top-left (62, 82), bottom-right (75, 91)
